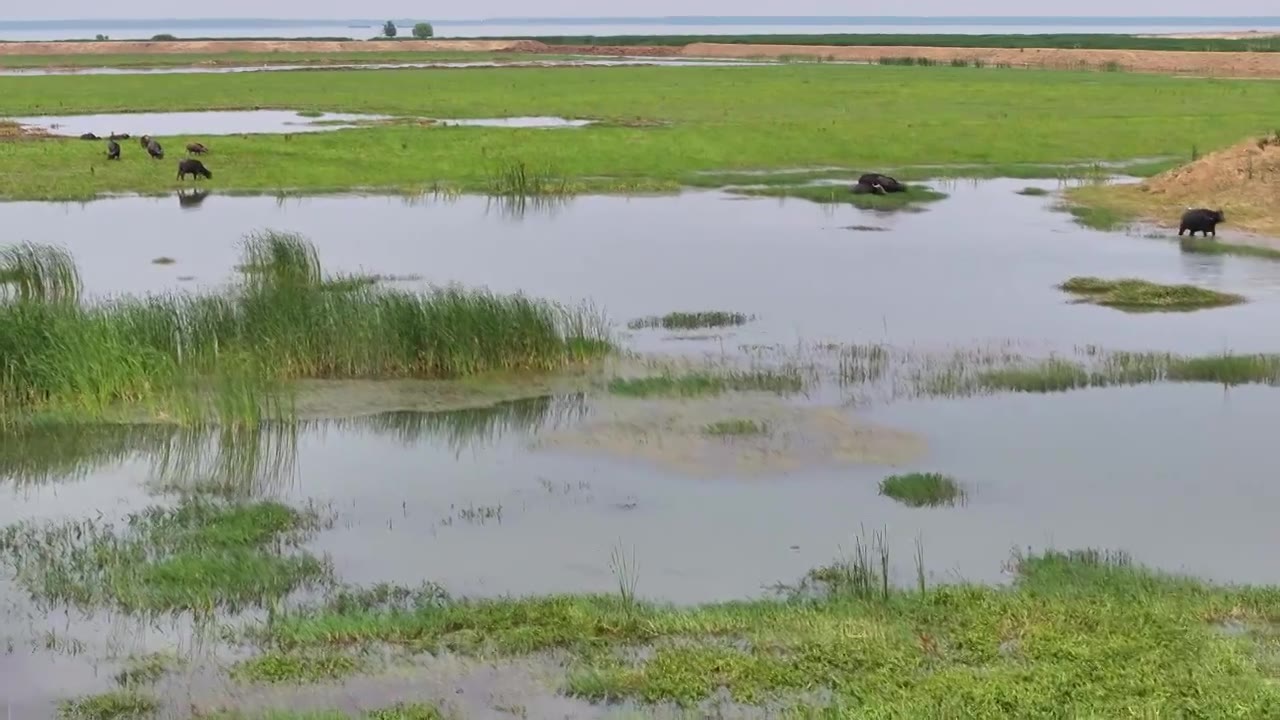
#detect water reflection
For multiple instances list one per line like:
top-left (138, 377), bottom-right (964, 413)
top-left (0, 394), bottom-right (585, 492)
top-left (177, 188), bottom-right (210, 210)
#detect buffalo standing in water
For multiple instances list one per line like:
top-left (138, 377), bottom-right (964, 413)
top-left (147, 140), bottom-right (165, 160)
top-left (177, 158), bottom-right (212, 181)
top-left (1179, 208), bottom-right (1226, 238)
top-left (186, 142), bottom-right (209, 155)
top-left (106, 139), bottom-right (121, 160)
top-left (850, 173), bottom-right (906, 195)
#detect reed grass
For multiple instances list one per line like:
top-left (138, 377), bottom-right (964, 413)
top-left (231, 650), bottom-right (365, 684)
top-left (485, 157), bottom-right (572, 196)
top-left (1058, 276), bottom-right (1245, 311)
top-left (626, 310), bottom-right (750, 330)
top-left (879, 472), bottom-right (967, 507)
top-left (0, 232), bottom-right (611, 423)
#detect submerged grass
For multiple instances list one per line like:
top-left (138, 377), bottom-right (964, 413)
top-left (1, 65), bottom-right (1277, 200)
top-left (0, 232), bottom-right (611, 423)
top-left (58, 691), bottom-right (157, 720)
top-left (626, 310), bottom-right (750, 330)
top-left (702, 418), bottom-right (769, 437)
top-left (1058, 276), bottom-right (1245, 311)
top-left (1180, 236), bottom-right (1280, 261)
top-left (973, 353), bottom-right (1280, 393)
top-left (0, 497), bottom-right (332, 614)
top-left (735, 183), bottom-right (948, 211)
top-left (608, 370), bottom-right (806, 398)
top-left (879, 472), bottom-right (967, 507)
top-left (253, 548), bottom-right (1280, 716)
top-left (231, 649), bottom-right (365, 684)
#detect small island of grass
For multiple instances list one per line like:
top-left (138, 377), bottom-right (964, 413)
top-left (1057, 276), bottom-right (1244, 312)
top-left (879, 472), bottom-right (967, 507)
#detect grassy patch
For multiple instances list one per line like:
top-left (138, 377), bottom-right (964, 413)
top-left (626, 311), bottom-right (749, 330)
top-left (973, 352), bottom-right (1280, 394)
top-left (734, 183), bottom-right (948, 211)
top-left (1, 65), bottom-right (1279, 199)
top-left (879, 472), bottom-right (967, 507)
top-left (0, 497), bottom-right (331, 614)
top-left (0, 232), bottom-right (610, 423)
top-left (1016, 186), bottom-right (1050, 196)
top-left (1058, 276), bottom-right (1245, 312)
top-left (252, 549), bottom-right (1280, 715)
top-left (58, 690), bottom-right (157, 720)
top-left (113, 653), bottom-right (180, 688)
top-left (231, 650), bottom-right (364, 684)
top-left (1054, 200), bottom-right (1135, 231)
top-left (1180, 236), bottom-right (1280, 261)
top-left (607, 370), bottom-right (806, 398)
top-left (366, 705), bottom-right (446, 720)
top-left (702, 419), bottom-right (769, 437)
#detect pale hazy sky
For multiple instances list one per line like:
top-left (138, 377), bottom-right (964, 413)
top-left (6, 2), bottom-right (1278, 21)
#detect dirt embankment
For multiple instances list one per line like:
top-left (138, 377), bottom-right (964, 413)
top-left (1072, 134), bottom-right (1280, 243)
top-left (676, 42), bottom-right (1280, 77)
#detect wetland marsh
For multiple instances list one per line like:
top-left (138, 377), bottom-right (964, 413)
top-left (5, 57), bottom-right (1280, 718)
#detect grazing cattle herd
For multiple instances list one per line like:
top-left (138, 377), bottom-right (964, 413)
top-left (85, 131), bottom-right (213, 181)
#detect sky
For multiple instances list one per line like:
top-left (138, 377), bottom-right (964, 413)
top-left (6, 2), bottom-right (1278, 21)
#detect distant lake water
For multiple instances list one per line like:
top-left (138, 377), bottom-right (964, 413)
top-left (3, 17), bottom-right (1280, 42)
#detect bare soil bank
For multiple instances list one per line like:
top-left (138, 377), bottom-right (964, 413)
top-left (674, 42), bottom-right (1280, 77)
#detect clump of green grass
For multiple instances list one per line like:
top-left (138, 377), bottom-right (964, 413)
top-left (608, 370), bottom-right (806, 398)
top-left (113, 652), bottom-right (180, 688)
top-left (485, 158), bottom-right (571, 196)
top-left (0, 497), bottom-right (332, 614)
top-left (1166, 353), bottom-right (1280, 386)
top-left (975, 358), bottom-right (1094, 393)
top-left (1180, 236), bottom-right (1280, 261)
top-left (296, 110), bottom-right (325, 118)
top-left (366, 705), bottom-right (446, 720)
top-left (1058, 276), bottom-right (1245, 311)
top-left (735, 183), bottom-right (948, 211)
top-left (58, 690), bottom-right (158, 720)
top-left (1056, 202), bottom-right (1132, 231)
top-left (702, 419), bottom-right (768, 436)
top-left (626, 310), bottom-right (750, 330)
top-left (0, 233), bottom-right (611, 424)
top-left (1017, 186), bottom-right (1050, 196)
top-left (231, 650), bottom-right (364, 684)
top-left (879, 472), bottom-right (967, 507)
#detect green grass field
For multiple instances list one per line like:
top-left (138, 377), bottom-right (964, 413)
top-left (0, 64), bottom-right (1276, 199)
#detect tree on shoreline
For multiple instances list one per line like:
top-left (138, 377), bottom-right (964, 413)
top-left (383, 21), bottom-right (398, 38)
top-left (413, 23), bottom-right (434, 39)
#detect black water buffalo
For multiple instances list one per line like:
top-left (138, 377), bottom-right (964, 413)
top-left (106, 140), bottom-right (121, 160)
top-left (109, 132), bottom-right (130, 140)
top-left (147, 140), bottom-right (165, 160)
top-left (851, 173), bottom-right (906, 195)
top-left (1179, 208), bottom-right (1225, 238)
top-left (177, 158), bottom-right (212, 181)
top-left (186, 142), bottom-right (209, 155)
top-left (79, 132), bottom-right (99, 140)
top-left (139, 135), bottom-right (151, 149)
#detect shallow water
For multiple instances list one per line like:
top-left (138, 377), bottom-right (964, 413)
top-left (6, 180), bottom-right (1280, 713)
top-left (8, 109), bottom-right (393, 137)
top-left (5, 181), bottom-right (1280, 355)
top-left (0, 57), bottom-right (775, 77)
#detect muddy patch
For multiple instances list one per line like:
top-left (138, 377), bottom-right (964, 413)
top-left (536, 395), bottom-right (926, 476)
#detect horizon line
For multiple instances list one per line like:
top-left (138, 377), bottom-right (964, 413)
top-left (6, 15), bottom-right (1280, 24)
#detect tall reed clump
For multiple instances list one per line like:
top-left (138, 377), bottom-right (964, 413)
top-left (485, 158), bottom-right (572, 197)
top-left (0, 232), bottom-right (612, 424)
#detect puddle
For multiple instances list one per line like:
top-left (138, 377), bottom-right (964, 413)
top-left (5, 178), bottom-right (1280, 714)
top-left (7, 109), bottom-right (393, 137)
